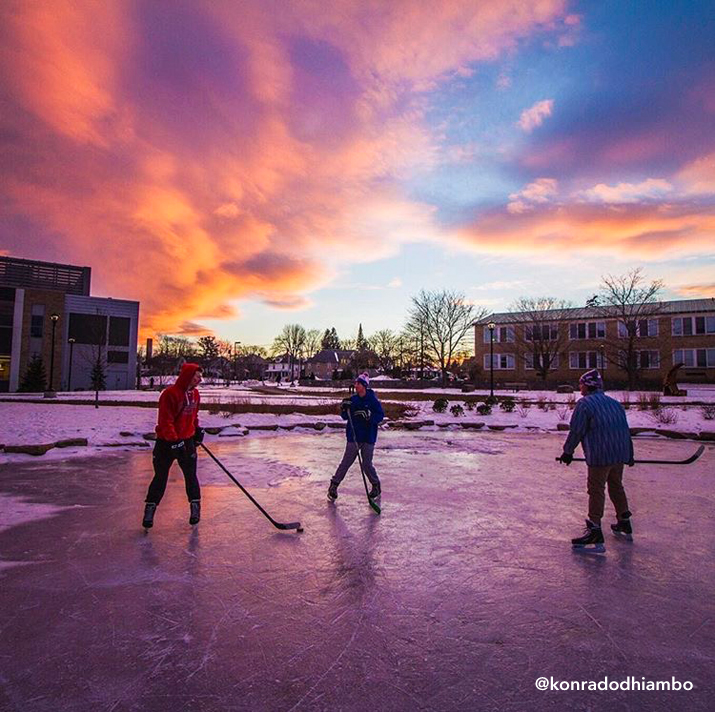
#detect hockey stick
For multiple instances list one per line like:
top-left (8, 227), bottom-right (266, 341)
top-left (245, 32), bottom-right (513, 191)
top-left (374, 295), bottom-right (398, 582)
top-left (556, 444), bottom-right (705, 466)
top-left (200, 443), bottom-right (303, 532)
top-left (345, 408), bottom-right (381, 515)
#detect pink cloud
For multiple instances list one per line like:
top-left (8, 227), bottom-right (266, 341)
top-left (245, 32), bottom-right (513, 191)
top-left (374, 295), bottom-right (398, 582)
top-left (578, 178), bottom-right (673, 204)
top-left (517, 99), bottom-right (554, 132)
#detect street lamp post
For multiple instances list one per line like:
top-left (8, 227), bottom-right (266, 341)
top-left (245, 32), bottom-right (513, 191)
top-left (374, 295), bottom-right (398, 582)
top-left (48, 313), bottom-right (60, 391)
top-left (67, 337), bottom-right (76, 391)
top-left (488, 322), bottom-right (496, 401)
top-left (234, 341), bottom-right (241, 383)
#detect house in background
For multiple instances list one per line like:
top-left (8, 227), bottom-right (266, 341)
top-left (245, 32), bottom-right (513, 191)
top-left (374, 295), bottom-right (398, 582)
top-left (265, 353), bottom-right (301, 382)
top-left (305, 349), bottom-right (357, 379)
top-left (0, 255), bottom-right (139, 392)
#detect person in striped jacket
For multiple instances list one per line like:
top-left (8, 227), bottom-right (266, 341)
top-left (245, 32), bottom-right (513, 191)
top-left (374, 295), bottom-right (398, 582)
top-left (559, 369), bottom-right (634, 552)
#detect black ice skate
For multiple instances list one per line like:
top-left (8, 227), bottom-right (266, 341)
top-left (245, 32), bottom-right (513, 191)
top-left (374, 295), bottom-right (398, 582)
top-left (571, 520), bottom-right (605, 554)
top-left (368, 482), bottom-right (381, 500)
top-left (611, 510), bottom-right (633, 541)
top-left (142, 502), bottom-right (157, 529)
top-left (189, 500), bottom-right (201, 525)
top-left (327, 481), bottom-right (339, 502)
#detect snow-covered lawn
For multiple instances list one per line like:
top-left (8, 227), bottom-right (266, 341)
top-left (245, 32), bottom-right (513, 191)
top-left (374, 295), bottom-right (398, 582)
top-left (1, 383), bottom-right (714, 462)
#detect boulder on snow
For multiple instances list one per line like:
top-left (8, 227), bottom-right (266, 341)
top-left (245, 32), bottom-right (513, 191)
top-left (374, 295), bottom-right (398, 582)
top-left (460, 422), bottom-right (485, 430)
top-left (556, 423), bottom-right (570, 431)
top-left (248, 424), bottom-right (279, 431)
top-left (55, 438), bottom-right (89, 448)
top-left (4, 443), bottom-right (55, 456)
top-left (204, 427), bottom-right (223, 435)
top-left (142, 432), bottom-right (157, 441)
top-left (556, 385), bottom-right (574, 394)
top-left (698, 431), bottom-right (715, 441)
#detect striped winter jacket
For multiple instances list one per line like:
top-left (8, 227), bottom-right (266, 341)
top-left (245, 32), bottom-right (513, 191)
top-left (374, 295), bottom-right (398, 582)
top-left (563, 391), bottom-right (633, 467)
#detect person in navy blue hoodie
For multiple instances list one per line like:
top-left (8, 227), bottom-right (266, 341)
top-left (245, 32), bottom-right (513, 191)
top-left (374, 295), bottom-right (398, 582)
top-left (328, 372), bottom-right (384, 501)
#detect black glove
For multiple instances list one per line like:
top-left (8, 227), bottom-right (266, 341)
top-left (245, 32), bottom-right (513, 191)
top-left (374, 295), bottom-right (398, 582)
top-left (170, 440), bottom-right (186, 451)
top-left (559, 452), bottom-right (573, 465)
top-left (193, 426), bottom-right (205, 445)
top-left (627, 456), bottom-right (635, 467)
top-left (354, 408), bottom-right (371, 421)
top-left (340, 398), bottom-right (352, 412)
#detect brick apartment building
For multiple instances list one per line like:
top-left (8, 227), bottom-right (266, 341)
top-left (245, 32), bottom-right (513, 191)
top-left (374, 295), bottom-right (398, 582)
top-left (474, 298), bottom-right (715, 388)
top-left (0, 255), bottom-right (139, 392)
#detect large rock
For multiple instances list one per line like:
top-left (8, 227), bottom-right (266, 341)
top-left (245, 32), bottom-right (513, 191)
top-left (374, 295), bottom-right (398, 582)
top-left (4, 443), bottom-right (55, 456)
top-left (460, 422), bottom-right (485, 430)
top-left (248, 424), bottom-right (279, 431)
top-left (488, 424), bottom-right (518, 431)
top-left (630, 427), bottom-right (657, 436)
top-left (698, 431), bottom-right (715, 441)
top-left (204, 427), bottom-right (223, 435)
top-left (55, 438), bottom-right (89, 448)
top-left (143, 432), bottom-right (157, 441)
top-left (556, 385), bottom-right (574, 394)
top-left (556, 423), bottom-right (570, 431)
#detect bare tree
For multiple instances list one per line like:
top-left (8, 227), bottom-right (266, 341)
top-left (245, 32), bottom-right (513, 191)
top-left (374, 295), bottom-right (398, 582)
top-left (271, 324), bottom-right (307, 382)
top-left (369, 329), bottom-right (399, 372)
top-left (303, 329), bottom-right (322, 359)
top-left (598, 268), bottom-right (664, 390)
top-left (406, 290), bottom-right (486, 384)
top-left (508, 297), bottom-right (573, 381)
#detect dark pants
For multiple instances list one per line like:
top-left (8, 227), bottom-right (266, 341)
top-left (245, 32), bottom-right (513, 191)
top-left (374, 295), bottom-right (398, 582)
top-left (331, 442), bottom-right (380, 487)
top-left (146, 439), bottom-right (200, 504)
top-left (587, 464), bottom-right (629, 523)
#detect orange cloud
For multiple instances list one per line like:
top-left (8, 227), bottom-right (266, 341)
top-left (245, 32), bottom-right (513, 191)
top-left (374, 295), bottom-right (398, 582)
top-left (0, 1), bottom-right (569, 337)
top-left (457, 202), bottom-right (715, 259)
top-left (674, 284), bottom-right (715, 298)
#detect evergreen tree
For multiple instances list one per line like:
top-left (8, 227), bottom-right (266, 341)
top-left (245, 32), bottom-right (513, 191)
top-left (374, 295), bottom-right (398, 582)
top-left (19, 355), bottom-right (47, 392)
top-left (321, 327), bottom-right (341, 350)
top-left (356, 323), bottom-right (368, 351)
top-left (197, 335), bottom-right (220, 362)
top-left (91, 359), bottom-right (106, 391)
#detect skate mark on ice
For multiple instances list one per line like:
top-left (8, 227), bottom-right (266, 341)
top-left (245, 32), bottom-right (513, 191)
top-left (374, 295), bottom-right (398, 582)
top-left (576, 603), bottom-right (626, 661)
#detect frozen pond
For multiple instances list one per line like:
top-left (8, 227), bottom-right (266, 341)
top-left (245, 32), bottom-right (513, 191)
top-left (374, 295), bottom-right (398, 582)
top-left (0, 432), bottom-right (713, 710)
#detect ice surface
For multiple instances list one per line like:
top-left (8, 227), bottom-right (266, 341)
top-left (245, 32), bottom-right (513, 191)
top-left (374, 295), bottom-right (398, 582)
top-left (0, 432), bottom-right (713, 710)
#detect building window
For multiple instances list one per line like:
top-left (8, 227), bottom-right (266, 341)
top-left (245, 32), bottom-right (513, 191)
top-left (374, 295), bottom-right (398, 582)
top-left (673, 349), bottom-right (715, 368)
top-left (525, 352), bottom-right (560, 370)
top-left (525, 324), bottom-right (558, 341)
top-left (30, 304), bottom-right (45, 338)
top-left (618, 319), bottom-right (658, 338)
top-left (107, 350), bottom-right (129, 364)
top-left (569, 321), bottom-right (605, 340)
top-left (484, 353), bottom-right (515, 370)
top-left (483, 326), bottom-right (515, 344)
top-left (68, 313), bottom-right (107, 345)
top-left (108, 317), bottom-right (131, 346)
top-left (672, 315), bottom-right (715, 336)
top-left (569, 351), bottom-right (607, 369)
top-left (636, 350), bottom-right (661, 369)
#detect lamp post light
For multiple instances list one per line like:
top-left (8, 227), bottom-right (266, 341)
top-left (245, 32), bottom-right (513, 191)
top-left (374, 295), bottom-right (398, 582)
top-left (48, 313), bottom-right (60, 392)
top-left (67, 337), bottom-right (76, 391)
top-left (488, 322), bottom-right (496, 402)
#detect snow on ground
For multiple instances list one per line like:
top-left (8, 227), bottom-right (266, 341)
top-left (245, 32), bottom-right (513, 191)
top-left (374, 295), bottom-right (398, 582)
top-left (1, 384), bottom-right (714, 463)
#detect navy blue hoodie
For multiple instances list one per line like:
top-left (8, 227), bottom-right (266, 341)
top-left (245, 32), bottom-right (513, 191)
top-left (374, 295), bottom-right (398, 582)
top-left (342, 388), bottom-right (384, 444)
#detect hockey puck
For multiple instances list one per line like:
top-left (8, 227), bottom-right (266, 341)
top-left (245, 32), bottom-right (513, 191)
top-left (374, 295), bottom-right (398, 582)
top-left (296, 527), bottom-right (304, 533)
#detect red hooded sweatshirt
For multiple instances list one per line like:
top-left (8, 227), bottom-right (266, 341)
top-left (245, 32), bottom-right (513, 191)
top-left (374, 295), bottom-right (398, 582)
top-left (155, 363), bottom-right (201, 441)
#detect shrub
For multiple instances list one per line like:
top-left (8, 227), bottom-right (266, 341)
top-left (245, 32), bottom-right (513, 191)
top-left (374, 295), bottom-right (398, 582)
top-left (637, 393), bottom-right (649, 411)
top-left (516, 404), bottom-right (529, 418)
top-left (499, 397), bottom-right (516, 413)
top-left (648, 407), bottom-right (678, 425)
top-left (465, 400), bottom-right (476, 411)
top-left (621, 392), bottom-right (631, 410)
top-left (567, 393), bottom-right (577, 410)
top-left (548, 401), bottom-right (556, 411)
top-left (536, 397), bottom-right (548, 411)
top-left (700, 404), bottom-right (715, 420)
top-left (450, 404), bottom-right (465, 417)
top-left (476, 403), bottom-right (492, 416)
top-left (648, 393), bottom-right (662, 410)
top-left (433, 397), bottom-right (449, 413)
top-left (556, 406), bottom-right (569, 421)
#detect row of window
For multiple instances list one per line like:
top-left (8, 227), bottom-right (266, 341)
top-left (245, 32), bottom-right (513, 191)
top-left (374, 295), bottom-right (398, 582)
top-left (483, 349), bottom-right (715, 371)
top-left (483, 316), bottom-right (715, 343)
top-left (27, 308), bottom-right (132, 347)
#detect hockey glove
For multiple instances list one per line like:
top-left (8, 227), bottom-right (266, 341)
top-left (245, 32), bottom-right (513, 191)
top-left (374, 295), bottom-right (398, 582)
top-left (340, 398), bottom-right (352, 412)
top-left (354, 408), bottom-right (371, 421)
top-left (170, 440), bottom-right (186, 451)
top-left (193, 426), bottom-right (205, 445)
top-left (559, 452), bottom-right (573, 465)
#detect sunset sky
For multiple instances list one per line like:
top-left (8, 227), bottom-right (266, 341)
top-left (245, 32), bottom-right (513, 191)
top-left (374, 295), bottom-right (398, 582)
top-left (1, 1), bottom-right (714, 346)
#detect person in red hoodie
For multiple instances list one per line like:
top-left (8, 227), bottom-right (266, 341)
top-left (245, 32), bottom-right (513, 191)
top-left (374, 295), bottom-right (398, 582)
top-left (142, 363), bottom-right (204, 529)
